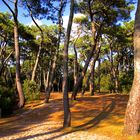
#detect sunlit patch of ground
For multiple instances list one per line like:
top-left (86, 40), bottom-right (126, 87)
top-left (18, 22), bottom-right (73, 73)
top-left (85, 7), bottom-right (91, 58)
top-left (0, 92), bottom-right (140, 140)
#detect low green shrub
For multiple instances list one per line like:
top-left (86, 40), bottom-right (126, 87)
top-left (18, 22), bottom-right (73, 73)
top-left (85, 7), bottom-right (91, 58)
top-left (0, 86), bottom-right (16, 117)
top-left (23, 80), bottom-right (40, 101)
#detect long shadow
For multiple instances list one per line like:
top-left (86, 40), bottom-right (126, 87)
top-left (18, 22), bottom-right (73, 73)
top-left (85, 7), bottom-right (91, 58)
top-left (75, 100), bottom-right (115, 130)
top-left (0, 98), bottom-right (65, 138)
top-left (15, 99), bottom-right (115, 140)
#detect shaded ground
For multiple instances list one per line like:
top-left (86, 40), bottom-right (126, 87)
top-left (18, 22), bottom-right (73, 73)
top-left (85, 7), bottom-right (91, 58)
top-left (0, 92), bottom-right (139, 140)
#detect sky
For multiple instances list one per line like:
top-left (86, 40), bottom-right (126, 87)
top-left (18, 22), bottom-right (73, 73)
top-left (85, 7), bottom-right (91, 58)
top-left (0, 0), bottom-right (137, 28)
top-left (0, 0), bottom-right (72, 28)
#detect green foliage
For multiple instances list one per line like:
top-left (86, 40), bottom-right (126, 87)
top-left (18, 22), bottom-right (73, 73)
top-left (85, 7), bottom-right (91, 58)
top-left (0, 86), bottom-right (16, 117)
top-left (23, 80), bottom-right (40, 101)
top-left (119, 70), bottom-right (133, 94)
top-left (73, 15), bottom-right (88, 25)
top-left (94, 74), bottom-right (111, 91)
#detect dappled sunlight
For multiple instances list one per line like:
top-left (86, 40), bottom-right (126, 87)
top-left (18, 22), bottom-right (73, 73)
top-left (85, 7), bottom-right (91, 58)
top-left (0, 92), bottom-right (139, 140)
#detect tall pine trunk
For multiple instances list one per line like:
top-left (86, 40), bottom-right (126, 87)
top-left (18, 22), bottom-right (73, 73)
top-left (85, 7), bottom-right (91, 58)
top-left (71, 0), bottom-right (103, 100)
top-left (123, 0), bottom-right (140, 135)
top-left (14, 0), bottom-right (24, 108)
top-left (73, 29), bottom-right (81, 86)
top-left (71, 22), bottom-right (97, 100)
top-left (81, 73), bottom-right (91, 96)
top-left (45, 55), bottom-right (57, 103)
top-left (73, 43), bottom-right (78, 85)
top-left (25, 0), bottom-right (44, 82)
top-left (90, 44), bottom-right (101, 95)
top-left (97, 58), bottom-right (101, 93)
top-left (14, 21), bottom-right (25, 108)
top-left (63, 0), bottom-right (74, 128)
top-left (45, 1), bottom-right (63, 102)
top-left (2, 0), bottom-right (25, 108)
top-left (31, 45), bottom-right (42, 81)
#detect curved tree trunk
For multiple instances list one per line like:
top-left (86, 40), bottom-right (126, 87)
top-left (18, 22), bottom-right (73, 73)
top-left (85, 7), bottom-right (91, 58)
top-left (45, 55), bottom-right (57, 103)
top-left (63, 0), bottom-right (74, 128)
top-left (73, 29), bottom-right (81, 86)
top-left (123, 0), bottom-right (140, 135)
top-left (97, 58), bottom-right (101, 94)
top-left (0, 51), bottom-right (13, 77)
top-left (31, 45), bottom-right (42, 81)
top-left (81, 73), bottom-right (91, 96)
top-left (25, 0), bottom-right (44, 82)
top-left (90, 44), bottom-right (101, 95)
top-left (73, 43), bottom-right (79, 85)
top-left (2, 0), bottom-right (25, 108)
top-left (45, 0), bottom-right (64, 103)
top-left (71, 0), bottom-right (103, 100)
top-left (14, 21), bottom-right (25, 108)
top-left (71, 22), bottom-right (97, 100)
top-left (90, 61), bottom-right (95, 96)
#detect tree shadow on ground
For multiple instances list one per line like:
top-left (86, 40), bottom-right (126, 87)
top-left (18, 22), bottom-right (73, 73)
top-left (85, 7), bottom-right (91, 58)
top-left (0, 97), bottom-right (64, 138)
top-left (15, 98), bottom-right (116, 140)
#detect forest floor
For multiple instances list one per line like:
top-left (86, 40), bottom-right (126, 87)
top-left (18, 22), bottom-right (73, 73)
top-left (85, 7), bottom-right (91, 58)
top-left (0, 92), bottom-right (140, 140)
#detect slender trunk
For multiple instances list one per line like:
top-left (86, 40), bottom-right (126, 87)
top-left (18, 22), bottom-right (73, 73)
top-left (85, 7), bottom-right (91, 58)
top-left (44, 69), bottom-right (50, 91)
top-left (73, 43), bottom-right (78, 85)
top-left (90, 63), bottom-right (95, 96)
top-left (123, 1), bottom-right (140, 135)
top-left (14, 1), bottom-right (24, 108)
top-left (45, 55), bottom-right (57, 102)
top-left (114, 63), bottom-right (119, 93)
top-left (71, 0), bottom-right (102, 100)
top-left (63, 0), bottom-right (74, 128)
top-left (45, 60), bottom-right (52, 91)
top-left (2, 0), bottom-right (25, 108)
top-left (81, 73), bottom-right (90, 96)
top-left (39, 65), bottom-right (42, 89)
top-left (90, 44), bottom-right (101, 95)
top-left (43, 70), bottom-right (46, 90)
top-left (109, 44), bottom-right (120, 93)
top-left (73, 30), bottom-right (81, 85)
top-left (115, 75), bottom-right (119, 93)
top-left (31, 45), bottom-right (42, 81)
top-left (97, 58), bottom-right (101, 93)
top-left (25, 0), bottom-right (44, 82)
top-left (114, 49), bottom-right (120, 93)
top-left (71, 22), bottom-right (99, 100)
top-left (108, 43), bottom-right (115, 93)
top-left (45, 1), bottom-right (63, 102)
top-left (0, 51), bottom-right (13, 77)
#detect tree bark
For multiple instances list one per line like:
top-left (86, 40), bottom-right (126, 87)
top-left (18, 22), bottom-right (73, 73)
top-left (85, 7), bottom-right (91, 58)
top-left (81, 73), bottom-right (91, 96)
top-left (0, 51), bottom-right (13, 77)
top-left (45, 1), bottom-right (63, 103)
top-left (71, 0), bottom-right (102, 100)
top-left (2, 0), bottom-right (25, 108)
top-left (73, 29), bottom-right (81, 86)
top-left (73, 43), bottom-right (79, 85)
top-left (97, 58), bottom-right (101, 93)
top-left (31, 44), bottom-right (42, 81)
top-left (45, 55), bottom-right (57, 102)
top-left (123, 0), bottom-right (140, 135)
top-left (14, 0), bottom-right (25, 108)
top-left (63, 0), bottom-right (74, 128)
top-left (90, 60), bottom-right (95, 95)
top-left (25, 0), bottom-right (44, 82)
top-left (71, 22), bottom-right (98, 100)
top-left (90, 44), bottom-right (101, 95)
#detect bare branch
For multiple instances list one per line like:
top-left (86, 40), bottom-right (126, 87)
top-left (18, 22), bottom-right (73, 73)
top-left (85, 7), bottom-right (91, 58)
top-left (2, 0), bottom-right (15, 17)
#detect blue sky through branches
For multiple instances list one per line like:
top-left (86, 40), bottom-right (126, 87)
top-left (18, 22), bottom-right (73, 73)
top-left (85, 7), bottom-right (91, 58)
top-left (0, 1), bottom-right (136, 28)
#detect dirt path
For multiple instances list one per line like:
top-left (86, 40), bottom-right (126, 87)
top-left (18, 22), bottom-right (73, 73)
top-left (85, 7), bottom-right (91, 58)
top-left (0, 93), bottom-right (134, 140)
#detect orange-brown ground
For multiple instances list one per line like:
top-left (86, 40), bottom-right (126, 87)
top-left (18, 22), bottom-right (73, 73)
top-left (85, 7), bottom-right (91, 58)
top-left (0, 92), bottom-right (140, 140)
